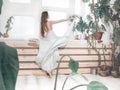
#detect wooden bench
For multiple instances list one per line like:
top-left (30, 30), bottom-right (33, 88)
top-left (4, 40), bottom-right (112, 75)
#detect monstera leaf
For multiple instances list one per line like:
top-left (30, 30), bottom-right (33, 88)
top-left (0, 42), bottom-right (19, 90)
top-left (68, 58), bottom-right (79, 73)
top-left (87, 81), bottom-right (108, 90)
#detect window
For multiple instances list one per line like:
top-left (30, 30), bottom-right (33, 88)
top-left (42, 0), bottom-right (69, 8)
top-left (9, 16), bottom-right (35, 39)
top-left (3, 0), bottom-right (75, 39)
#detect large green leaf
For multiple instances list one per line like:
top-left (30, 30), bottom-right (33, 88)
top-left (0, 42), bottom-right (19, 90)
top-left (76, 17), bottom-right (88, 33)
top-left (87, 81), bottom-right (108, 90)
top-left (0, 0), bottom-right (3, 14)
top-left (68, 58), bottom-right (79, 73)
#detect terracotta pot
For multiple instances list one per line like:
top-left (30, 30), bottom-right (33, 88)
top-left (94, 32), bottom-right (103, 40)
top-left (99, 65), bottom-right (109, 70)
top-left (98, 70), bottom-right (110, 76)
top-left (97, 65), bottom-right (110, 77)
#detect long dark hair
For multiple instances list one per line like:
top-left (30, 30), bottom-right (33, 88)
top-left (40, 11), bottom-right (48, 37)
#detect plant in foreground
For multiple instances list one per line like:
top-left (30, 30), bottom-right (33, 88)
top-left (54, 55), bottom-right (108, 90)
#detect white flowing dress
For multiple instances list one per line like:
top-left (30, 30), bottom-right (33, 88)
top-left (36, 23), bottom-right (74, 72)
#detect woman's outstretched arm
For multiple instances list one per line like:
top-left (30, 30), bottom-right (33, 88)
top-left (49, 17), bottom-right (73, 24)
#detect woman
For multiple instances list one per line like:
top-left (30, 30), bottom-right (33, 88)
top-left (36, 11), bottom-right (74, 77)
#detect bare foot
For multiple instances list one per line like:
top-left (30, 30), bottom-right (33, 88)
top-left (40, 69), bottom-right (53, 78)
top-left (46, 71), bottom-right (52, 78)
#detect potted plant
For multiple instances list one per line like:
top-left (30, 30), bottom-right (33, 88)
top-left (0, 16), bottom-right (14, 38)
top-left (80, 0), bottom-right (112, 40)
top-left (73, 15), bottom-right (105, 41)
top-left (72, 0), bottom-right (112, 76)
top-left (73, 0), bottom-right (112, 41)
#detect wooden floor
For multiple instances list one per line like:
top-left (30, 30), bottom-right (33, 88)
top-left (16, 74), bottom-right (120, 90)
top-left (4, 40), bottom-right (112, 75)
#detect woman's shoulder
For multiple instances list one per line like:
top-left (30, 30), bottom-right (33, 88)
top-left (47, 21), bottom-right (53, 24)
